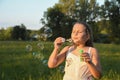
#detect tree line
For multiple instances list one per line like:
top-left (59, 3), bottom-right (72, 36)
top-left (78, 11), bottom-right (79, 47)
top-left (0, 0), bottom-right (120, 44)
top-left (0, 24), bottom-right (37, 41)
top-left (40, 0), bottom-right (120, 44)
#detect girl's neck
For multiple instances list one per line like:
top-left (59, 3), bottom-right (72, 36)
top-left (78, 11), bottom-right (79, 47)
top-left (75, 44), bottom-right (86, 50)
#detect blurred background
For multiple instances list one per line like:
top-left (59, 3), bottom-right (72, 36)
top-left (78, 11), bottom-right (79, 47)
top-left (0, 0), bottom-right (120, 80)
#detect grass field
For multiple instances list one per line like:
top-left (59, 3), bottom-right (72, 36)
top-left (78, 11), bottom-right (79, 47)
top-left (0, 41), bottom-right (120, 80)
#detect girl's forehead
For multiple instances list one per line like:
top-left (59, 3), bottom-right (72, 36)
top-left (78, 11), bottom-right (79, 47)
top-left (73, 23), bottom-right (86, 30)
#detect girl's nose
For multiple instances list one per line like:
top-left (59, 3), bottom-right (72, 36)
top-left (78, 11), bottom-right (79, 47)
top-left (74, 32), bottom-right (78, 36)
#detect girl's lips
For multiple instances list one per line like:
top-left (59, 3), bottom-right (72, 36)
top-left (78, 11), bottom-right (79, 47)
top-left (72, 38), bottom-right (79, 42)
top-left (73, 37), bottom-right (78, 40)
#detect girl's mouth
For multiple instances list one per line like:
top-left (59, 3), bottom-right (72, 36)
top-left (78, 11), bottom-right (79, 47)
top-left (73, 37), bottom-right (78, 40)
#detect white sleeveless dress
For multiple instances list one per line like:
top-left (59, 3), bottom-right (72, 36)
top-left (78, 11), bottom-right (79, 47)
top-left (63, 47), bottom-right (94, 80)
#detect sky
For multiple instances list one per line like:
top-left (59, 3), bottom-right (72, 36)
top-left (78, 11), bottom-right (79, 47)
top-left (0, 0), bottom-right (104, 30)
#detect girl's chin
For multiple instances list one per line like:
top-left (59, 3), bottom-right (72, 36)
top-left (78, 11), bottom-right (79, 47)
top-left (73, 40), bottom-right (84, 45)
top-left (73, 40), bottom-right (80, 44)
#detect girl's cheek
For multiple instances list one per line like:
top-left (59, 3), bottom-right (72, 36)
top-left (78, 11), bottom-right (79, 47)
top-left (83, 35), bottom-right (88, 41)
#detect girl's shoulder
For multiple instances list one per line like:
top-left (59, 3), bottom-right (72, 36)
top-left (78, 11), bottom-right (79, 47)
top-left (89, 47), bottom-right (99, 57)
top-left (60, 46), bottom-right (71, 54)
top-left (60, 45), bottom-right (74, 54)
top-left (62, 46), bottom-right (71, 51)
top-left (90, 47), bottom-right (98, 53)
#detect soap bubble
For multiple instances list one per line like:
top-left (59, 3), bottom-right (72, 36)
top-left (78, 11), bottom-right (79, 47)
top-left (61, 38), bottom-right (72, 43)
top-left (44, 26), bottom-right (52, 38)
top-left (26, 44), bottom-right (32, 52)
top-left (66, 38), bottom-right (72, 43)
top-left (42, 59), bottom-right (48, 66)
top-left (40, 34), bottom-right (47, 41)
top-left (37, 43), bottom-right (44, 50)
top-left (62, 38), bottom-right (65, 42)
top-left (32, 52), bottom-right (36, 56)
top-left (33, 52), bottom-right (44, 60)
top-left (58, 65), bottom-right (64, 73)
top-left (40, 26), bottom-right (53, 41)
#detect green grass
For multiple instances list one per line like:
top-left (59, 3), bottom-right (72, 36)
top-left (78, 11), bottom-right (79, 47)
top-left (0, 41), bottom-right (120, 80)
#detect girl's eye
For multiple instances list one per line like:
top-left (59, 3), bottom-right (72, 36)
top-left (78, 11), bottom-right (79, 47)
top-left (78, 31), bottom-right (82, 33)
top-left (72, 31), bottom-right (83, 33)
top-left (72, 31), bottom-right (75, 33)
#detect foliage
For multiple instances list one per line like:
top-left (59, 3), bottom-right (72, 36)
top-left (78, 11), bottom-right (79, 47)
top-left (41, 0), bottom-right (106, 42)
top-left (0, 27), bottom-right (13, 40)
top-left (43, 6), bottom-right (64, 39)
top-left (40, 5), bottom-right (76, 40)
top-left (11, 24), bottom-right (27, 40)
top-left (0, 28), bottom-right (5, 40)
top-left (4, 27), bottom-right (13, 40)
top-left (101, 0), bottom-right (120, 43)
top-left (39, 0), bottom-right (120, 43)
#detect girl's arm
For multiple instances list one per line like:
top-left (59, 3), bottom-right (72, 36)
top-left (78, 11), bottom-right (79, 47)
top-left (48, 37), bottom-right (69, 68)
top-left (48, 46), bottom-right (69, 68)
top-left (86, 48), bottom-right (102, 79)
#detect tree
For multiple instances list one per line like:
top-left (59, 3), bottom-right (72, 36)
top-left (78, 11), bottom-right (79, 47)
top-left (59, 0), bottom-right (100, 22)
top-left (58, 0), bottom-right (105, 42)
top-left (4, 27), bottom-right (13, 40)
top-left (102, 0), bottom-right (120, 43)
top-left (41, 0), bottom-right (103, 41)
top-left (11, 24), bottom-right (27, 40)
top-left (19, 24), bottom-right (27, 40)
top-left (12, 25), bottom-right (20, 40)
top-left (0, 28), bottom-right (5, 40)
top-left (41, 5), bottom-right (68, 40)
top-left (41, 4), bottom-right (77, 40)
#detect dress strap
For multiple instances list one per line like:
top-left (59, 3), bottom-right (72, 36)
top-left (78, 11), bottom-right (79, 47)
top-left (88, 47), bottom-right (91, 53)
top-left (88, 47), bottom-right (92, 58)
top-left (66, 46), bottom-right (72, 56)
top-left (66, 46), bottom-right (74, 56)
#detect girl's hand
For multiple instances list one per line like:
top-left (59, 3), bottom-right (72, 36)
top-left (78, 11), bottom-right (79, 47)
top-left (81, 52), bottom-right (91, 63)
top-left (54, 37), bottom-right (64, 49)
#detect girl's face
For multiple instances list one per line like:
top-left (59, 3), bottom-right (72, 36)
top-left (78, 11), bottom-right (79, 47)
top-left (71, 23), bottom-right (89, 45)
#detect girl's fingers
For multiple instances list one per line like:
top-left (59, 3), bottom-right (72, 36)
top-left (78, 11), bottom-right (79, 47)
top-left (84, 57), bottom-right (91, 62)
top-left (81, 53), bottom-right (91, 62)
top-left (54, 37), bottom-right (64, 48)
top-left (54, 37), bottom-right (63, 43)
top-left (81, 53), bottom-right (89, 57)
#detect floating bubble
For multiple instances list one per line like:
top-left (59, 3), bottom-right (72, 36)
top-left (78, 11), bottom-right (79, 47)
top-left (66, 38), bottom-right (72, 43)
top-left (33, 52), bottom-right (44, 60)
top-left (62, 38), bottom-right (65, 42)
top-left (44, 26), bottom-right (53, 38)
top-left (42, 59), bottom-right (48, 66)
top-left (37, 43), bottom-right (44, 50)
top-left (40, 34), bottom-right (47, 41)
top-left (61, 38), bottom-right (72, 43)
top-left (58, 65), bottom-right (64, 73)
top-left (32, 52), bottom-right (37, 56)
top-left (26, 44), bottom-right (32, 52)
top-left (39, 53), bottom-right (44, 60)
top-left (40, 26), bottom-right (53, 41)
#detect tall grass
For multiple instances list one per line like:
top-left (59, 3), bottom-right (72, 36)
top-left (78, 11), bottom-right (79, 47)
top-left (0, 41), bottom-right (120, 80)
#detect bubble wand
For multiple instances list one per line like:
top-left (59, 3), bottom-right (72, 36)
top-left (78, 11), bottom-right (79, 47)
top-left (79, 49), bottom-right (83, 61)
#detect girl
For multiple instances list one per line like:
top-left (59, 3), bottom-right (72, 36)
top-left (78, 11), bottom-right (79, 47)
top-left (48, 22), bottom-right (102, 80)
